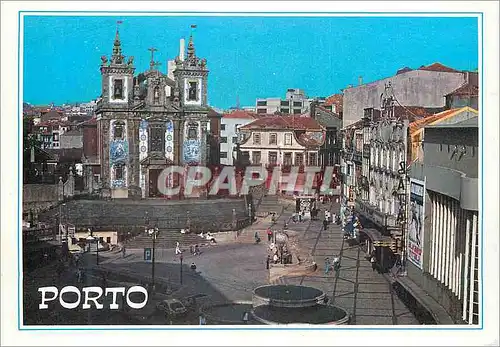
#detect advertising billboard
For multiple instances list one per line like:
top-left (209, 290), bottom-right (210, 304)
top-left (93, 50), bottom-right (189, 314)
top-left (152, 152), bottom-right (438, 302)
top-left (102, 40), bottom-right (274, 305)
top-left (408, 178), bottom-right (425, 269)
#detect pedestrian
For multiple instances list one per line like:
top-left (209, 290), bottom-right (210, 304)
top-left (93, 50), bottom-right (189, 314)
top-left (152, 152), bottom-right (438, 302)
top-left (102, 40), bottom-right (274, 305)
top-left (323, 218), bottom-right (328, 231)
top-left (266, 255), bottom-right (271, 269)
top-left (267, 228), bottom-right (273, 242)
top-left (254, 231), bottom-right (261, 244)
top-left (175, 242), bottom-right (182, 255)
top-left (301, 211), bottom-right (305, 222)
top-left (324, 257), bottom-right (330, 274)
top-left (370, 255), bottom-right (377, 272)
top-left (199, 313), bottom-right (206, 325)
top-left (190, 245), bottom-right (194, 255)
top-left (298, 212), bottom-right (302, 222)
top-left (332, 256), bottom-right (340, 271)
top-left (122, 246), bottom-right (126, 258)
top-left (194, 244), bottom-right (200, 256)
top-left (273, 253), bottom-right (279, 264)
top-left (242, 311), bottom-right (249, 324)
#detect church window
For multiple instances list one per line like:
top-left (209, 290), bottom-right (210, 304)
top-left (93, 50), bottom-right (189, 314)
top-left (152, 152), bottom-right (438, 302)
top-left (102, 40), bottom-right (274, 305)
top-left (153, 86), bottom-right (160, 104)
top-left (115, 164), bottom-right (124, 180)
top-left (113, 121), bottom-right (125, 140)
top-left (149, 124), bottom-right (165, 152)
top-left (188, 81), bottom-right (198, 101)
top-left (113, 79), bottom-right (124, 100)
top-left (187, 122), bottom-right (198, 139)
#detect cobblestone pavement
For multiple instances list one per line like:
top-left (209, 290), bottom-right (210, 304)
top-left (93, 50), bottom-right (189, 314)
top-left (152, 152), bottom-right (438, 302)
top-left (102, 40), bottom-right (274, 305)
top-left (280, 200), bottom-right (420, 325)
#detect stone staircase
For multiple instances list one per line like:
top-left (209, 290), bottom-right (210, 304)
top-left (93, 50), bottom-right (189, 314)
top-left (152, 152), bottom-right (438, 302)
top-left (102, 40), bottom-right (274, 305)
top-left (39, 198), bottom-right (249, 232)
top-left (256, 195), bottom-right (283, 217)
top-left (124, 230), bottom-right (212, 250)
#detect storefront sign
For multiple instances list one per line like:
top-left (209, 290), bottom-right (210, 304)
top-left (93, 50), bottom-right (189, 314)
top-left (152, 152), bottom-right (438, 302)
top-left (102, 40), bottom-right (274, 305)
top-left (408, 178), bottom-right (425, 269)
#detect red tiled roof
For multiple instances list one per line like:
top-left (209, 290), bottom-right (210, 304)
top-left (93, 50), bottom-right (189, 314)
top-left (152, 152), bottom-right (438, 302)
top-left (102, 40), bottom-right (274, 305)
top-left (418, 62), bottom-right (460, 73)
top-left (324, 93), bottom-right (343, 113)
top-left (222, 110), bottom-right (257, 119)
top-left (409, 108), bottom-right (458, 134)
top-left (82, 116), bottom-right (97, 125)
top-left (445, 83), bottom-right (479, 97)
top-left (296, 132), bottom-right (325, 147)
top-left (239, 115), bottom-right (323, 131)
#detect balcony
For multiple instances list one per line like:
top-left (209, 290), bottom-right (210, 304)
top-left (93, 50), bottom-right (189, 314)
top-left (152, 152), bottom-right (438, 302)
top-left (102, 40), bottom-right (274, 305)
top-left (352, 150), bottom-right (363, 164)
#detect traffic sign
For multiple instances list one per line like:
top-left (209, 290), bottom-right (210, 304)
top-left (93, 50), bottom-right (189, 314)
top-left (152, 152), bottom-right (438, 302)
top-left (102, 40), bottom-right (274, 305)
top-left (144, 248), bottom-right (152, 262)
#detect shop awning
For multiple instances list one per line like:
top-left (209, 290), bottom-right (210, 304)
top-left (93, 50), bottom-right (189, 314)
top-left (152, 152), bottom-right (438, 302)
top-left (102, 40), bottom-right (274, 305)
top-left (361, 228), bottom-right (393, 247)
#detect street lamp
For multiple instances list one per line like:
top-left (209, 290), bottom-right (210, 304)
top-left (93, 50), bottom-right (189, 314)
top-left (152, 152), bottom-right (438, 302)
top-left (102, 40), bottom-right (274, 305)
top-left (180, 253), bottom-right (183, 285)
top-left (146, 217), bottom-right (159, 292)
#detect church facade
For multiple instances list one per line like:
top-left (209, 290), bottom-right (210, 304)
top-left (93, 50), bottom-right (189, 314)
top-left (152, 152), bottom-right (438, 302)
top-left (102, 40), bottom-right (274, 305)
top-left (94, 29), bottom-right (211, 199)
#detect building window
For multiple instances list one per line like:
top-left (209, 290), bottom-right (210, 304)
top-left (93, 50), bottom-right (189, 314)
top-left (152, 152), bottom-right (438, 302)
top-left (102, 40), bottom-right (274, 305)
top-left (293, 109), bottom-right (301, 114)
top-left (284, 133), bottom-right (292, 145)
top-left (281, 108), bottom-right (289, 114)
top-left (283, 152), bottom-right (292, 166)
top-left (253, 133), bottom-right (261, 145)
top-left (295, 152), bottom-right (304, 166)
top-left (252, 151), bottom-right (261, 164)
top-left (257, 100), bottom-right (267, 107)
top-left (257, 109), bottom-right (267, 114)
top-left (53, 133), bottom-right (59, 141)
top-left (221, 124), bottom-right (226, 131)
top-left (153, 86), bottom-right (160, 104)
top-left (232, 136), bottom-right (238, 143)
top-left (149, 124), bottom-right (164, 152)
top-left (113, 121), bottom-right (125, 140)
top-left (269, 133), bottom-right (277, 145)
top-left (220, 137), bottom-right (228, 143)
top-left (113, 79), bottom-right (124, 100)
top-left (293, 101), bottom-right (302, 107)
top-left (308, 152), bottom-right (317, 166)
top-left (188, 81), bottom-right (198, 101)
top-left (115, 164), bottom-right (124, 180)
top-left (268, 151), bottom-right (278, 165)
top-left (220, 151), bottom-right (228, 158)
top-left (280, 100), bottom-right (289, 106)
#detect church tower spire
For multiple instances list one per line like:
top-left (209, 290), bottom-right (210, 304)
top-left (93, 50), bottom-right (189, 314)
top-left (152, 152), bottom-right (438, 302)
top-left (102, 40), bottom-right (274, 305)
top-left (111, 20), bottom-right (124, 65)
top-left (187, 34), bottom-right (195, 59)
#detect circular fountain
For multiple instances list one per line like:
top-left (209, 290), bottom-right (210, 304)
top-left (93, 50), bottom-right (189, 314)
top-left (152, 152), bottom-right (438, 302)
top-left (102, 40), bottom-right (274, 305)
top-left (251, 284), bottom-right (350, 325)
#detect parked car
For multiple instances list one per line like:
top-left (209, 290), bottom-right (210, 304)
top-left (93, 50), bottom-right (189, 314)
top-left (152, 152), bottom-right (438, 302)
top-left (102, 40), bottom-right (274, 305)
top-left (156, 299), bottom-right (187, 317)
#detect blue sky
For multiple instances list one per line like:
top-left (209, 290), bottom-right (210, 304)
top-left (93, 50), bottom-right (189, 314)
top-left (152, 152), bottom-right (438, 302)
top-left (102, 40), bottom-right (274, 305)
top-left (23, 15), bottom-right (478, 109)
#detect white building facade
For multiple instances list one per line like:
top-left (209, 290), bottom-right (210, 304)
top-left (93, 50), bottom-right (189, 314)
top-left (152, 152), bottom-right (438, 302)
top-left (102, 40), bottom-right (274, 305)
top-left (239, 116), bottom-right (324, 167)
top-left (219, 111), bottom-right (256, 165)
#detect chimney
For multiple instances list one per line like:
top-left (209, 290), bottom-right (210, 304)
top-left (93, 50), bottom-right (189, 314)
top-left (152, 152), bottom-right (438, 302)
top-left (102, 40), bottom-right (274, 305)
top-left (179, 38), bottom-right (185, 61)
top-left (358, 76), bottom-right (363, 86)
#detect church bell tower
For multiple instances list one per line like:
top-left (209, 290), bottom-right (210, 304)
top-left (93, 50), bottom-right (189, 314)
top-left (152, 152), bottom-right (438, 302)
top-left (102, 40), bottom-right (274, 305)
top-left (96, 23), bottom-right (136, 199)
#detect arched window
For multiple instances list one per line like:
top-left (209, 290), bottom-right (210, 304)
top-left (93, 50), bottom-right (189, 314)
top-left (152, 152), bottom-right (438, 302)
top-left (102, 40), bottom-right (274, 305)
top-left (113, 121), bottom-right (125, 140)
top-left (113, 79), bottom-right (124, 100)
top-left (153, 86), bottom-right (160, 104)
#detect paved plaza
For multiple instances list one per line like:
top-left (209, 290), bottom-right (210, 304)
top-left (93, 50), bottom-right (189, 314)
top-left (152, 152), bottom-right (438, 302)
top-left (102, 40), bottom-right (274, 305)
top-left (91, 198), bottom-right (419, 325)
top-left (24, 198), bottom-right (419, 325)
